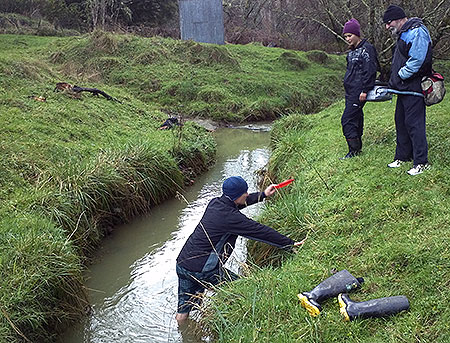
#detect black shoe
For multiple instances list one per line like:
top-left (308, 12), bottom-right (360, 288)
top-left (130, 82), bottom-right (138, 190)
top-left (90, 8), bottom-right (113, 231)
top-left (340, 150), bottom-right (360, 160)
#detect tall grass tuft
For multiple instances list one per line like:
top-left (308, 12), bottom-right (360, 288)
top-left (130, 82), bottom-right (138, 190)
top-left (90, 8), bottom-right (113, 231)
top-left (35, 142), bottom-right (184, 255)
top-left (0, 214), bottom-right (86, 343)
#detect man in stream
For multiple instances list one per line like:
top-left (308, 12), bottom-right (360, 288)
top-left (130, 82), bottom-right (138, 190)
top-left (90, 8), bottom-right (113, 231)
top-left (175, 176), bottom-right (304, 322)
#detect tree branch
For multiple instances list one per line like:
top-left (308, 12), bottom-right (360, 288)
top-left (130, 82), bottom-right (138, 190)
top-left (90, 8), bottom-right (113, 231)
top-left (295, 15), bottom-right (346, 43)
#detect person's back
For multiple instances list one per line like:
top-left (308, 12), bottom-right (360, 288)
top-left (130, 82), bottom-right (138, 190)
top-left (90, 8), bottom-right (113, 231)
top-left (176, 192), bottom-right (293, 273)
top-left (175, 176), bottom-right (302, 322)
top-left (176, 195), bottom-right (240, 273)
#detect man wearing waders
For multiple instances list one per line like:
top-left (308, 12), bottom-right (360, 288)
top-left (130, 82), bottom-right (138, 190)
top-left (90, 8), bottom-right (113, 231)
top-left (383, 5), bottom-right (432, 175)
top-left (340, 18), bottom-right (379, 159)
top-left (175, 176), bottom-right (304, 323)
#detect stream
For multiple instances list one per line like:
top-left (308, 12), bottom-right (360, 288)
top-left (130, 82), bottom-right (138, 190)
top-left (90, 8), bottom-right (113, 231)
top-left (59, 124), bottom-right (271, 343)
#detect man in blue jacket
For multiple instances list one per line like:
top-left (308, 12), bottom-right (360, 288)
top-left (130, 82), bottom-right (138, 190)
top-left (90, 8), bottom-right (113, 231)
top-left (340, 18), bottom-right (379, 159)
top-left (175, 176), bottom-right (303, 322)
top-left (383, 5), bottom-right (432, 175)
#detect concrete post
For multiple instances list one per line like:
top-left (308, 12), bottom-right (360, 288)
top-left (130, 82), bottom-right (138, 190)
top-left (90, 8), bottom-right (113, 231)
top-left (178, 0), bottom-right (225, 45)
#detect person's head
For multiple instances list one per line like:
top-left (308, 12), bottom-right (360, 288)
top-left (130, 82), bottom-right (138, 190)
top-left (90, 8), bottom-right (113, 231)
top-left (343, 18), bottom-right (361, 48)
top-left (383, 5), bottom-right (407, 35)
top-left (222, 176), bottom-right (248, 205)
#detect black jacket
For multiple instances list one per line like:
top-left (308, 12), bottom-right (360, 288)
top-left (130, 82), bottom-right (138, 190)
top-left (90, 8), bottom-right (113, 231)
top-left (389, 18), bottom-right (432, 93)
top-left (343, 39), bottom-right (379, 99)
top-left (176, 193), bottom-right (295, 273)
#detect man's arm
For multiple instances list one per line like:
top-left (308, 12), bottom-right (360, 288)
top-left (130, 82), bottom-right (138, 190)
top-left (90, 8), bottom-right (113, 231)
top-left (228, 213), bottom-right (295, 249)
top-left (238, 184), bottom-right (277, 209)
top-left (360, 44), bottom-right (379, 100)
top-left (399, 26), bottom-right (431, 79)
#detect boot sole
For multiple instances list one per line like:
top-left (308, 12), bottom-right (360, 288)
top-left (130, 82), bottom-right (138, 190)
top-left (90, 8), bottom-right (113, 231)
top-left (297, 293), bottom-right (321, 317)
top-left (338, 294), bottom-right (351, 321)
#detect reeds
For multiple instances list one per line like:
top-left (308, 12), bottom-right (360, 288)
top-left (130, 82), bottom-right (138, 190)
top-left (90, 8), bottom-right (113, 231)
top-left (35, 142), bottom-right (184, 254)
top-left (0, 214), bottom-right (86, 343)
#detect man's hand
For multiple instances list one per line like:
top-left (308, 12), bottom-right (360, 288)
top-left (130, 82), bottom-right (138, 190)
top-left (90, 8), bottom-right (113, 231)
top-left (292, 237), bottom-right (307, 254)
top-left (294, 237), bottom-right (307, 246)
top-left (264, 184), bottom-right (277, 197)
top-left (359, 92), bottom-right (367, 102)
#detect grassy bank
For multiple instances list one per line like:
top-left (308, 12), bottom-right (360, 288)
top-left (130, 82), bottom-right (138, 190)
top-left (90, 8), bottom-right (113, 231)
top-left (205, 92), bottom-right (450, 341)
top-left (0, 34), bottom-right (216, 342)
top-left (48, 30), bottom-right (345, 121)
top-left (0, 32), bottom-right (345, 341)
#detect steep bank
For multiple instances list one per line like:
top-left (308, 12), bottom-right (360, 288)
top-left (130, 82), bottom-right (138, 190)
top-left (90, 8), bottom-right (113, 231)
top-left (205, 89), bottom-right (450, 341)
top-left (0, 33), bottom-right (345, 342)
top-left (48, 30), bottom-right (345, 121)
top-left (0, 34), bottom-right (215, 342)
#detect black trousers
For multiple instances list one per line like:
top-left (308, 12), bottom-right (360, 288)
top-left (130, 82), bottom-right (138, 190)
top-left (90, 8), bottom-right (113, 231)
top-left (394, 95), bottom-right (428, 165)
top-left (341, 97), bottom-right (365, 139)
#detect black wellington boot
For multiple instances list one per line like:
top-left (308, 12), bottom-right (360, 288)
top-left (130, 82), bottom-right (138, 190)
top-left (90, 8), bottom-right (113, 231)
top-left (340, 139), bottom-right (361, 160)
top-left (297, 270), bottom-right (364, 317)
top-left (338, 293), bottom-right (410, 321)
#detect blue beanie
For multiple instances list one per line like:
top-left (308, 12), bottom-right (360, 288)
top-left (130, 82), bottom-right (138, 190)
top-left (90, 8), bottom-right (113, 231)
top-left (222, 176), bottom-right (248, 201)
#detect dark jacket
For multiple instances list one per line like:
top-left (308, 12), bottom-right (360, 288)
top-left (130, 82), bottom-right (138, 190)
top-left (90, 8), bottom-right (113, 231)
top-left (344, 39), bottom-right (379, 99)
top-left (176, 193), bottom-right (295, 273)
top-left (389, 18), bottom-right (432, 93)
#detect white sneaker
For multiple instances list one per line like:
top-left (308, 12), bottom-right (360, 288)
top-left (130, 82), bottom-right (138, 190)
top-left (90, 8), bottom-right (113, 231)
top-left (387, 160), bottom-right (405, 168)
top-left (407, 163), bottom-right (430, 176)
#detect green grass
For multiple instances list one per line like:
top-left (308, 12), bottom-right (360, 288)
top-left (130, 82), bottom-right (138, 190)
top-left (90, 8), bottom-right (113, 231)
top-left (0, 32), bottom-right (345, 342)
top-left (204, 94), bottom-right (450, 342)
top-left (46, 31), bottom-right (345, 121)
top-left (0, 33), bottom-right (216, 342)
top-left (7, 30), bottom-right (444, 342)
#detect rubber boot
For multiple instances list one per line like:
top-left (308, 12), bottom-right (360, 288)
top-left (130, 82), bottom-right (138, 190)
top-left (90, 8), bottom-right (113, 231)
top-left (338, 293), bottom-right (410, 321)
top-left (340, 139), bottom-right (361, 160)
top-left (297, 270), bottom-right (364, 317)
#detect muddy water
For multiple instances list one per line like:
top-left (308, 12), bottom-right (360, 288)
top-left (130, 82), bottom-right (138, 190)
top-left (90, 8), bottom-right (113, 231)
top-left (60, 124), bottom-right (271, 343)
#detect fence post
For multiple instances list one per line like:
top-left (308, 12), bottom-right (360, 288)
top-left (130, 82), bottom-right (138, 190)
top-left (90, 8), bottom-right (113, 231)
top-left (178, 0), bottom-right (225, 45)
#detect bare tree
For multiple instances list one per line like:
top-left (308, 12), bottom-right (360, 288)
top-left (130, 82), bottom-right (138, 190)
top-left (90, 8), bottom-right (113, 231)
top-left (223, 0), bottom-right (449, 72)
top-left (88, 0), bottom-right (131, 30)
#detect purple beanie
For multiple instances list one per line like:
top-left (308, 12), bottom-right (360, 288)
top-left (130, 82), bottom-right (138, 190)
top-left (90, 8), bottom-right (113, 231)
top-left (343, 18), bottom-right (361, 37)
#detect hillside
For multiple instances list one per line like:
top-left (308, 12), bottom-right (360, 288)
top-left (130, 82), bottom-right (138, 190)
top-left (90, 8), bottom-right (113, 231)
top-left (205, 90), bottom-right (450, 341)
top-left (0, 32), bottom-right (344, 342)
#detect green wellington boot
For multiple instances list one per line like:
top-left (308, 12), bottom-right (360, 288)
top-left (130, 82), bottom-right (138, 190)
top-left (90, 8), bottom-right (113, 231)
top-left (297, 270), bottom-right (364, 317)
top-left (338, 293), bottom-right (410, 321)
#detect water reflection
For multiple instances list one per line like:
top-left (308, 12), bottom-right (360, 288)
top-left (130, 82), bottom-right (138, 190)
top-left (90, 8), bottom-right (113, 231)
top-left (60, 127), bottom-right (271, 343)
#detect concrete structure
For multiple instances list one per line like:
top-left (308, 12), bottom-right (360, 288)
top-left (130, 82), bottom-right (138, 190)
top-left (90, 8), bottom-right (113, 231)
top-left (178, 0), bottom-right (225, 45)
